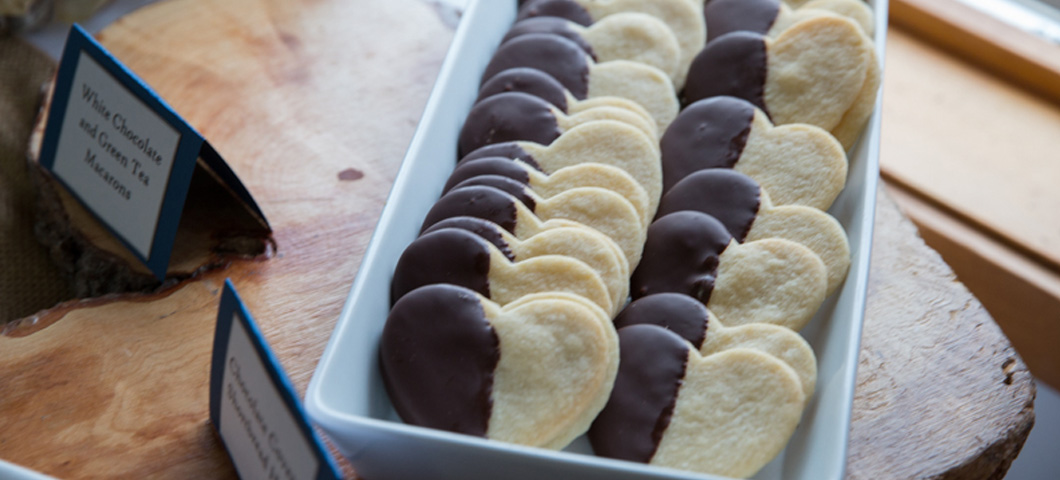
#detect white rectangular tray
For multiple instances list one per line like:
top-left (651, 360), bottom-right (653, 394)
top-left (305, 1), bottom-right (887, 478)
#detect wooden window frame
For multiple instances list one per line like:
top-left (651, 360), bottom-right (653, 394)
top-left (891, 0), bottom-right (1060, 104)
top-left (884, 0), bottom-right (1060, 389)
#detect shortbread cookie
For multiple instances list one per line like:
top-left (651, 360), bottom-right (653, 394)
top-left (660, 95), bottom-right (846, 210)
top-left (447, 166), bottom-right (652, 229)
top-left (458, 92), bottom-right (656, 156)
top-left (482, 33), bottom-right (678, 130)
top-left (613, 292), bottom-right (816, 395)
top-left (683, 16), bottom-right (879, 150)
top-left (704, 0), bottom-right (874, 42)
top-left (518, 0), bottom-right (706, 87)
top-left (460, 120), bottom-right (663, 214)
top-left (391, 227), bottom-right (614, 314)
top-left (442, 157), bottom-right (652, 229)
top-left (442, 178), bottom-right (646, 266)
top-left (477, 67), bottom-right (656, 129)
top-left (423, 216), bottom-right (629, 313)
top-left (632, 210), bottom-right (826, 330)
top-left (422, 185), bottom-right (647, 269)
top-left (381, 284), bottom-right (619, 449)
top-left (502, 13), bottom-right (682, 85)
top-left (656, 169), bottom-right (849, 294)
top-left (801, 0), bottom-right (875, 35)
top-left (517, 0), bottom-right (594, 26)
top-left (589, 324), bottom-right (805, 478)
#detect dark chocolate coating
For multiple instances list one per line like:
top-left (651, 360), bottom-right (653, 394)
top-left (630, 211), bottom-right (733, 304)
top-left (449, 175), bottom-right (537, 212)
top-left (517, 0), bottom-right (593, 27)
top-left (660, 96), bottom-right (756, 193)
top-left (704, 0), bottom-right (780, 42)
top-left (589, 324), bottom-right (689, 463)
top-left (391, 228), bottom-right (493, 304)
top-left (655, 169), bottom-right (762, 241)
top-left (502, 17), bottom-right (595, 60)
top-left (459, 142), bottom-right (541, 171)
top-left (613, 293), bottom-right (712, 349)
top-left (421, 185), bottom-right (520, 235)
top-left (379, 284), bottom-right (499, 437)
top-left (421, 216), bottom-right (515, 261)
top-left (477, 67), bottom-right (570, 112)
top-left (457, 92), bottom-right (562, 158)
top-left (482, 33), bottom-right (591, 100)
top-left (443, 156), bottom-right (533, 194)
top-left (683, 31), bottom-right (769, 114)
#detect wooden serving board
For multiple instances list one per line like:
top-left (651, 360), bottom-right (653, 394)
top-left (1, 0), bottom-right (453, 477)
top-left (0, 0), bottom-right (1035, 479)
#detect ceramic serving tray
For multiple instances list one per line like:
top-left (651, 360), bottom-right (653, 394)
top-left (305, 0), bottom-right (887, 478)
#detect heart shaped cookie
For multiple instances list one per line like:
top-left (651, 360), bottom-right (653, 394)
top-left (442, 156), bottom-right (652, 229)
top-left (458, 92), bottom-right (657, 156)
top-left (660, 95), bottom-right (847, 210)
top-left (460, 120), bottom-right (663, 213)
top-left (588, 324), bottom-right (805, 478)
top-left (518, 0), bottom-right (706, 87)
top-left (422, 216), bottom-right (629, 314)
top-left (482, 33), bottom-right (678, 130)
top-left (705, 0), bottom-right (874, 42)
top-left (631, 210), bottom-right (827, 330)
top-left (425, 184), bottom-right (646, 269)
top-left (380, 284), bottom-right (619, 449)
top-left (614, 292), bottom-right (817, 395)
top-left (656, 169), bottom-right (849, 294)
top-left (392, 227), bottom-right (614, 314)
top-left (449, 170), bottom-right (651, 233)
top-left (502, 13), bottom-right (682, 85)
top-left (476, 67), bottom-right (656, 129)
top-left (684, 15), bottom-right (879, 149)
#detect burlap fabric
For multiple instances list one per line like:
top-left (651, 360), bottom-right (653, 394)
top-left (0, 37), bottom-right (69, 322)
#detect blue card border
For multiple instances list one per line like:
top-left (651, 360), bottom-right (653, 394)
top-left (38, 24), bottom-right (204, 280)
top-left (210, 279), bottom-right (341, 480)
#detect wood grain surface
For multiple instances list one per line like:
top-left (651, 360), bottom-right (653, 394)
top-left (0, 0), bottom-right (1037, 479)
top-left (846, 189), bottom-right (1035, 480)
top-left (1, 0), bottom-right (452, 478)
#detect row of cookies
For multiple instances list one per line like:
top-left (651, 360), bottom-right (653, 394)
top-left (581, 2), bottom-right (882, 476)
top-left (379, 0), bottom-right (688, 452)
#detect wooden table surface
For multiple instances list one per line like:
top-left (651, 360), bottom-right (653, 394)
top-left (0, 0), bottom-right (1036, 479)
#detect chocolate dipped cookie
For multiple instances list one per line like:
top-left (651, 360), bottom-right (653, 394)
top-left (458, 91), bottom-right (656, 157)
top-left (442, 156), bottom-right (653, 229)
top-left (422, 184), bottom-right (647, 269)
top-left (631, 210), bottom-right (827, 330)
top-left (380, 284), bottom-right (618, 450)
top-left (656, 169), bottom-right (849, 294)
top-left (476, 67), bottom-right (657, 130)
top-left (423, 216), bottom-right (629, 314)
top-left (502, 13), bottom-right (682, 85)
top-left (683, 15), bottom-right (879, 150)
top-left (518, 0), bottom-right (705, 87)
top-left (392, 227), bottom-right (615, 314)
top-left (614, 292), bottom-right (816, 395)
top-left (589, 324), bottom-right (805, 478)
top-left (459, 120), bottom-right (663, 214)
top-left (482, 33), bottom-right (679, 130)
top-left (661, 95), bottom-right (847, 210)
top-left (704, 0), bottom-right (874, 42)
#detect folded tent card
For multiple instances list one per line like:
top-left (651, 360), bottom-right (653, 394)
top-left (37, 24), bottom-right (270, 281)
top-left (211, 280), bottom-right (342, 480)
